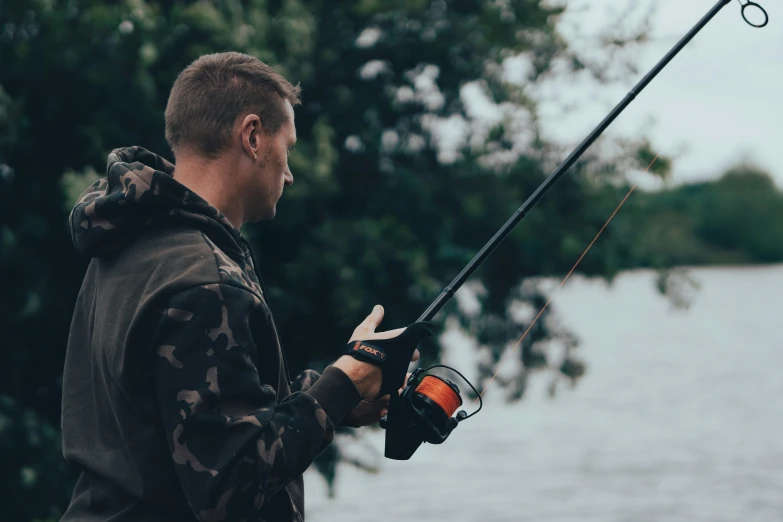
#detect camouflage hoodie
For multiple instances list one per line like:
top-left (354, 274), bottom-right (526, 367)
top-left (60, 146), bottom-right (362, 522)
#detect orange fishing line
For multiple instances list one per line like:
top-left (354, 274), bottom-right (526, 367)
top-left (474, 155), bottom-right (660, 403)
top-left (416, 376), bottom-right (462, 417)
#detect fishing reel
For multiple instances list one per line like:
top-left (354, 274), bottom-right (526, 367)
top-left (379, 365), bottom-right (482, 460)
top-left (344, 321), bottom-right (483, 460)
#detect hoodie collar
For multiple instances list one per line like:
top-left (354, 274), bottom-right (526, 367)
top-left (69, 146), bottom-right (245, 259)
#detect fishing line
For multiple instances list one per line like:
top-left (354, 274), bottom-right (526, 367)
top-left (475, 155), bottom-right (659, 403)
top-left (416, 375), bottom-right (463, 417)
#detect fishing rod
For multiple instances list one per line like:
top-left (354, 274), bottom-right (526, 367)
top-left (417, 0), bottom-right (768, 324)
top-left (345, 0), bottom-right (768, 460)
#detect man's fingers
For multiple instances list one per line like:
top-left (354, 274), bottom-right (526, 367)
top-left (399, 372), bottom-right (412, 393)
top-left (349, 307), bottom-right (427, 366)
top-left (350, 305), bottom-right (386, 341)
top-left (363, 305), bottom-right (384, 330)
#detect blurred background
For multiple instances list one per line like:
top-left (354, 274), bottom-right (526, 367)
top-left (1, 0), bottom-right (781, 521)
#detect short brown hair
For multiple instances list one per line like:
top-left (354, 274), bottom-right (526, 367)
top-left (165, 52), bottom-right (301, 158)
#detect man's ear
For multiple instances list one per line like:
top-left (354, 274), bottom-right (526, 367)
top-left (241, 114), bottom-right (261, 161)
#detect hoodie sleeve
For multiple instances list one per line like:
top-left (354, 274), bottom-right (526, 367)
top-left (153, 283), bottom-right (361, 521)
top-left (291, 369), bottom-right (363, 428)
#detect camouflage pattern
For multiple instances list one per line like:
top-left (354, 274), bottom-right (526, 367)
top-left (291, 369), bottom-right (322, 394)
top-left (155, 284), bottom-right (335, 522)
top-left (203, 234), bottom-right (265, 298)
top-left (61, 146), bottom-right (361, 522)
top-left (70, 146), bottom-right (247, 261)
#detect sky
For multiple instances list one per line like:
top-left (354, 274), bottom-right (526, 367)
top-left (529, 0), bottom-right (782, 189)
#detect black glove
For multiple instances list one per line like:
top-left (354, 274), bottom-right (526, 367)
top-left (343, 321), bottom-right (432, 399)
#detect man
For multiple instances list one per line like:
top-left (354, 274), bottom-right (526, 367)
top-left (60, 52), bottom-right (428, 521)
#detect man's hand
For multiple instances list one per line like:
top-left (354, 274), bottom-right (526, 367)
top-left (343, 373), bottom-right (411, 427)
top-left (334, 305), bottom-right (420, 399)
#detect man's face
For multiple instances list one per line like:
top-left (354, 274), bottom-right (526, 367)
top-left (247, 100), bottom-right (296, 221)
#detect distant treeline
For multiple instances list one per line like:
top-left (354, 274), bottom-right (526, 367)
top-left (621, 165), bottom-right (783, 268)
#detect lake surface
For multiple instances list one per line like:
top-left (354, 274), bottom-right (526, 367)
top-left (304, 265), bottom-right (783, 522)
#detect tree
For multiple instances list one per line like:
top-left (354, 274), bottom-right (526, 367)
top-left (1, 0), bottom-right (661, 518)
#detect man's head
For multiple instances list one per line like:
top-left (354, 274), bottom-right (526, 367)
top-left (165, 52), bottom-right (300, 222)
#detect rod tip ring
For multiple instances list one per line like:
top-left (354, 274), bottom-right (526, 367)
top-left (741, 1), bottom-right (769, 28)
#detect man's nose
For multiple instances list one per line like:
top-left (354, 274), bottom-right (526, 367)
top-left (285, 169), bottom-right (294, 187)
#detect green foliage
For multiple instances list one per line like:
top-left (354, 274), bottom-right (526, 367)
top-left (0, 396), bottom-right (78, 522)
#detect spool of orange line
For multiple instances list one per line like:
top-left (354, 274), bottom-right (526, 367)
top-left (415, 375), bottom-right (462, 417)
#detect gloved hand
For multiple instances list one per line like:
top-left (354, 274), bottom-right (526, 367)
top-left (342, 306), bottom-right (432, 399)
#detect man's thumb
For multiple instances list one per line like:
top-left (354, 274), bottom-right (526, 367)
top-left (364, 304), bottom-right (384, 329)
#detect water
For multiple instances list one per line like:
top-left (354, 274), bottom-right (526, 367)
top-left (304, 265), bottom-right (783, 521)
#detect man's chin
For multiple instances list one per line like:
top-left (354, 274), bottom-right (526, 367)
top-left (262, 206), bottom-right (277, 220)
top-left (246, 207), bottom-right (276, 223)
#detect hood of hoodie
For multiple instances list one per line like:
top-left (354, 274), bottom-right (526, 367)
top-left (70, 146), bottom-right (246, 259)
